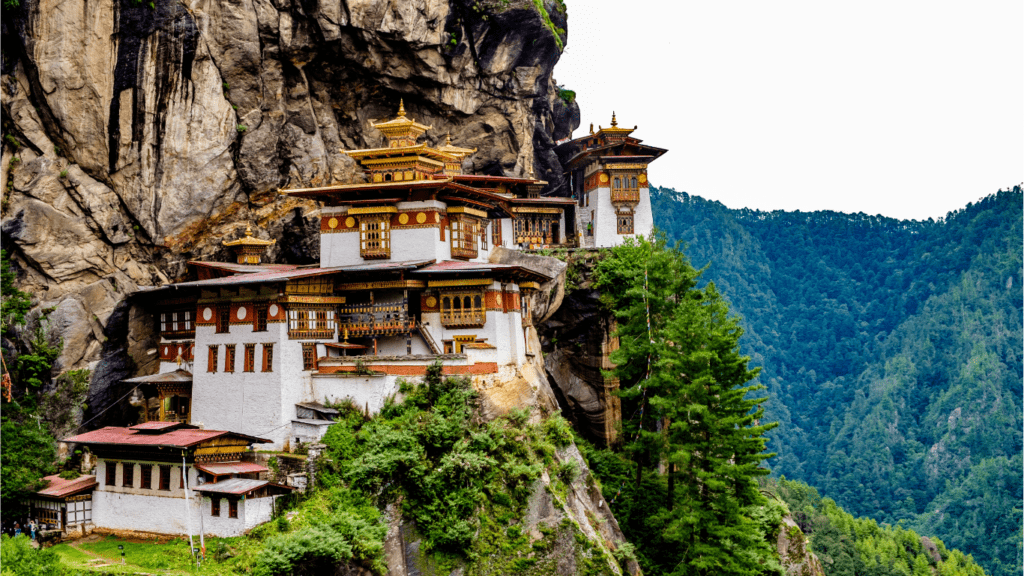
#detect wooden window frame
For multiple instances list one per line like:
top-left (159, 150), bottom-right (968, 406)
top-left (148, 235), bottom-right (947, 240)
top-left (439, 290), bottom-right (486, 328)
top-left (450, 215), bottom-right (479, 260)
top-left (617, 210), bottom-right (634, 235)
top-left (262, 343), bottom-right (274, 372)
top-left (105, 461), bottom-right (117, 487)
top-left (224, 344), bottom-right (236, 373)
top-left (158, 465), bottom-right (171, 491)
top-left (491, 219), bottom-right (502, 247)
top-left (244, 344), bottom-right (256, 372)
top-left (253, 304), bottom-right (268, 332)
top-left (211, 498), bottom-right (221, 517)
top-left (122, 462), bottom-right (134, 489)
top-left (359, 215), bottom-right (391, 259)
top-left (207, 345), bottom-right (219, 373)
top-left (301, 343), bottom-right (317, 371)
top-left (228, 499), bottom-right (239, 519)
top-left (216, 305), bottom-right (231, 334)
top-left (139, 464), bottom-right (152, 490)
top-left (287, 306), bottom-right (336, 339)
top-left (159, 309), bottom-right (195, 338)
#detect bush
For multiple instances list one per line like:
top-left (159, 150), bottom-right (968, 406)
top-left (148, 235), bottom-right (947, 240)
top-left (0, 534), bottom-right (63, 576)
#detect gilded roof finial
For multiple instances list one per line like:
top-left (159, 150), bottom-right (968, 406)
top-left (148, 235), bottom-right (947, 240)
top-left (397, 99), bottom-right (407, 117)
top-left (445, 132), bottom-right (453, 146)
top-left (244, 224), bottom-right (254, 237)
top-left (611, 111), bottom-right (618, 127)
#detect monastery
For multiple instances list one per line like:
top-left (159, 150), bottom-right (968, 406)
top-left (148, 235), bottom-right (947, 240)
top-left (48, 103), bottom-right (665, 537)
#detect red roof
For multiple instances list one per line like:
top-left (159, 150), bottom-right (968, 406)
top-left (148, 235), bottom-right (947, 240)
top-left (64, 426), bottom-right (271, 448)
top-left (36, 474), bottom-right (97, 499)
top-left (195, 461), bottom-right (269, 476)
top-left (128, 421), bottom-right (188, 431)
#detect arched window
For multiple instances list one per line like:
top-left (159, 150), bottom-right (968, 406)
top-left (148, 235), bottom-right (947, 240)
top-left (632, 176), bottom-right (638, 189)
top-left (614, 177), bottom-right (620, 189)
top-left (384, 173), bottom-right (392, 182)
top-left (473, 295), bottom-right (482, 309)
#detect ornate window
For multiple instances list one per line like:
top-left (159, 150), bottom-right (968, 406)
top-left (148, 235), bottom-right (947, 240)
top-left (207, 346), bottom-right (219, 373)
top-left (286, 277), bottom-right (333, 295)
top-left (301, 343), bottom-right (317, 371)
top-left (450, 216), bottom-right (479, 260)
top-left (253, 304), bottom-right (268, 332)
top-left (440, 291), bottom-right (486, 327)
top-left (262, 344), bottom-right (274, 372)
top-left (288, 307), bottom-right (336, 339)
top-left (216, 305), bottom-right (230, 334)
top-left (244, 344), bottom-right (256, 372)
top-left (224, 344), bottom-right (236, 373)
top-left (491, 219), bottom-right (502, 246)
top-left (159, 309), bottom-right (194, 337)
top-left (617, 211), bottom-right (634, 235)
top-left (359, 216), bottom-right (391, 259)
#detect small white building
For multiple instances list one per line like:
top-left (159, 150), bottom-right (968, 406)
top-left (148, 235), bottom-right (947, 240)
top-left (24, 474), bottom-right (97, 533)
top-left (555, 113), bottom-right (667, 248)
top-left (64, 422), bottom-right (291, 537)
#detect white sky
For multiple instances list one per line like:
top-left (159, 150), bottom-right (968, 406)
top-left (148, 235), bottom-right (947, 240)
top-left (554, 0), bottom-right (1024, 221)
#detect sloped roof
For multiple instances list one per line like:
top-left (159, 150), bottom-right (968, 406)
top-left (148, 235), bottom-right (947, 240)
top-left (64, 426), bottom-right (270, 449)
top-left (36, 474), bottom-right (97, 499)
top-left (195, 462), bottom-right (269, 476)
top-left (122, 370), bottom-right (193, 385)
top-left (193, 478), bottom-right (268, 495)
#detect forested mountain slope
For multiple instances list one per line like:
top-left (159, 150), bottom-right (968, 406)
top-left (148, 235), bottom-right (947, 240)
top-left (651, 186), bottom-right (1023, 576)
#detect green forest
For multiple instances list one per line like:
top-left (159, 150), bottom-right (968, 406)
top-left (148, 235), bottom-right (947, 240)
top-left (650, 185), bottom-right (1023, 576)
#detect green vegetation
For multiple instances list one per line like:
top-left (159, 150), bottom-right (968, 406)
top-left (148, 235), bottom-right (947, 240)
top-left (584, 236), bottom-right (780, 575)
top-left (531, 0), bottom-right (566, 51)
top-left (558, 88), bottom-right (576, 105)
top-left (651, 185), bottom-right (1023, 576)
top-left (236, 125), bottom-right (248, 133)
top-left (766, 476), bottom-right (987, 576)
top-left (1, 250), bottom-right (32, 337)
top-left (1, 535), bottom-right (63, 576)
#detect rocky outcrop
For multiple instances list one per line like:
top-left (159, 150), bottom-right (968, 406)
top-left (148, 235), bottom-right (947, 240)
top-left (1, 0), bottom-right (579, 422)
top-left (537, 253), bottom-right (623, 446)
top-left (777, 517), bottom-right (826, 576)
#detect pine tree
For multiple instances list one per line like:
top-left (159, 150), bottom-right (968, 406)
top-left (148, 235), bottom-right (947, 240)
top-left (597, 236), bottom-right (779, 576)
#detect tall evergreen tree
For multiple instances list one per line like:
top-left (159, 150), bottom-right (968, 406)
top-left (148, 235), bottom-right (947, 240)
top-left (597, 236), bottom-right (778, 575)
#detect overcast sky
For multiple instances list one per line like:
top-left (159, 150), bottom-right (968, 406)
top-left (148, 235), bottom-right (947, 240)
top-left (554, 0), bottom-right (1023, 221)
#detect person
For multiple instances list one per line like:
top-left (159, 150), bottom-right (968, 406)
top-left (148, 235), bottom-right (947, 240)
top-left (13, 522), bottom-right (21, 537)
top-left (29, 519), bottom-right (37, 540)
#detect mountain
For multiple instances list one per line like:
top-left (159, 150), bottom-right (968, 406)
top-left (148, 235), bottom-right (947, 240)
top-left (651, 185), bottom-right (1023, 576)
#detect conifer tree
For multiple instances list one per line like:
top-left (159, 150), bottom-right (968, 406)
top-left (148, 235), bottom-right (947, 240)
top-left (597, 236), bottom-right (778, 576)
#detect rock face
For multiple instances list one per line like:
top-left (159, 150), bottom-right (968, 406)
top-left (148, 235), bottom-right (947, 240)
top-left (776, 517), bottom-right (826, 576)
top-left (1, 0), bottom-right (578, 421)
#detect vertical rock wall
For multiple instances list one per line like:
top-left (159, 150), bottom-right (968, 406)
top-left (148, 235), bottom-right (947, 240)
top-left (1, 0), bottom-right (579, 423)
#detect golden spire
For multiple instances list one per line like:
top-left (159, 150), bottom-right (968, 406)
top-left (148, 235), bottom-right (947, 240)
top-left (445, 132), bottom-right (453, 146)
top-left (397, 99), bottom-right (406, 117)
top-left (611, 111), bottom-right (618, 127)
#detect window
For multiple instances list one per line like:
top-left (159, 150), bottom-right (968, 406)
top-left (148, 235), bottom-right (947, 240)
top-left (301, 343), bottom-right (317, 371)
top-left (211, 498), bottom-right (221, 517)
top-left (617, 211), bottom-right (634, 234)
top-left (139, 464), bottom-right (152, 490)
top-left (262, 344), bottom-right (274, 372)
top-left (359, 216), bottom-right (390, 259)
top-left (159, 465), bottom-right (171, 491)
top-left (287, 307), bottom-right (336, 339)
top-left (207, 346), bottom-right (219, 373)
top-left (481, 221), bottom-right (489, 250)
top-left (613, 177), bottom-right (620, 189)
top-left (105, 461), bottom-right (117, 487)
top-left (491, 219), bottom-right (502, 246)
top-left (122, 462), bottom-right (134, 489)
top-left (450, 216), bottom-right (478, 259)
top-left (631, 176), bottom-right (638, 189)
top-left (254, 305), bottom-right (268, 332)
top-left (244, 344), bottom-right (256, 372)
top-left (159, 310), bottom-right (194, 336)
top-left (216, 305), bottom-right (230, 333)
top-left (224, 344), bottom-right (236, 373)
top-left (228, 499), bottom-right (239, 518)
top-left (440, 291), bottom-right (486, 327)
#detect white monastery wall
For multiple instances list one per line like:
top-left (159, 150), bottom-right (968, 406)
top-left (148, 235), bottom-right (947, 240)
top-left (191, 322), bottom-right (288, 448)
top-left (243, 496), bottom-right (277, 532)
top-left (634, 187), bottom-right (654, 240)
top-left (311, 373), bottom-right (401, 413)
top-left (499, 218), bottom-right (514, 249)
top-left (277, 333), bottom-right (313, 445)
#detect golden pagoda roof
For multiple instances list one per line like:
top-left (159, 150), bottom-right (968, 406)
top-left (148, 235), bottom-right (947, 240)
top-left (223, 225), bottom-right (276, 247)
top-left (343, 142), bottom-right (456, 163)
top-left (596, 111), bottom-right (636, 136)
top-left (371, 100), bottom-right (432, 141)
top-left (436, 133), bottom-right (477, 158)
